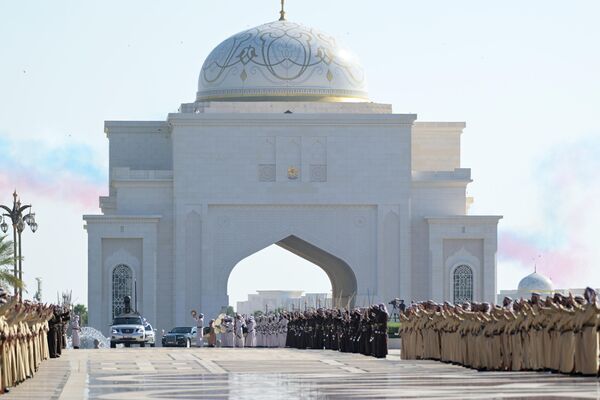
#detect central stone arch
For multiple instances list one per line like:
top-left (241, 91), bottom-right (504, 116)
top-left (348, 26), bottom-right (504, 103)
top-left (180, 205), bottom-right (378, 325)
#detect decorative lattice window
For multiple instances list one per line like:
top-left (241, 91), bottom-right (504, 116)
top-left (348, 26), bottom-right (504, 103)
top-left (112, 264), bottom-right (133, 319)
top-left (453, 264), bottom-right (473, 304)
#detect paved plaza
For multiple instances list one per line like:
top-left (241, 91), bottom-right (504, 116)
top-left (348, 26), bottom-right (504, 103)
top-left (3, 348), bottom-right (600, 399)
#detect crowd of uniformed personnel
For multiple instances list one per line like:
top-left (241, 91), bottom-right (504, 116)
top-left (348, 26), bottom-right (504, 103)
top-left (0, 288), bottom-right (62, 393)
top-left (286, 304), bottom-right (389, 358)
top-left (399, 288), bottom-right (600, 375)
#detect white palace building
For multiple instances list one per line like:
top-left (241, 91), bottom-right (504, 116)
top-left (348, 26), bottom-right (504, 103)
top-left (84, 11), bottom-right (502, 333)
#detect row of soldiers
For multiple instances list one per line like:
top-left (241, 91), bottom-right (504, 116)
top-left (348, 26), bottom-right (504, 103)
top-left (0, 289), bottom-right (57, 393)
top-left (286, 304), bottom-right (389, 358)
top-left (208, 305), bottom-right (389, 358)
top-left (212, 313), bottom-right (288, 348)
top-left (399, 288), bottom-right (600, 375)
top-left (254, 314), bottom-right (288, 348)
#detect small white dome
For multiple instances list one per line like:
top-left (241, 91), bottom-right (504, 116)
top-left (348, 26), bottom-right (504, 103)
top-left (197, 20), bottom-right (368, 102)
top-left (517, 272), bottom-right (553, 293)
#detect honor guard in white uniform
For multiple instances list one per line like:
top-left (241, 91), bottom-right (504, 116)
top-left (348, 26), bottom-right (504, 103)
top-left (245, 316), bottom-right (256, 348)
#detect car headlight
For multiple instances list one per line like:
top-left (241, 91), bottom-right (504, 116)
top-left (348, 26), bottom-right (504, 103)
top-left (112, 329), bottom-right (118, 334)
top-left (137, 328), bottom-right (143, 333)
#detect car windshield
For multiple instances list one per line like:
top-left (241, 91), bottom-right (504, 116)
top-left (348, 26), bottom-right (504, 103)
top-left (145, 325), bottom-right (153, 331)
top-left (169, 327), bottom-right (192, 334)
top-left (113, 317), bottom-right (143, 325)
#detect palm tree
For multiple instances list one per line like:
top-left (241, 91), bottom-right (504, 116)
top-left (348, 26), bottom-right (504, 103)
top-left (0, 235), bottom-right (23, 290)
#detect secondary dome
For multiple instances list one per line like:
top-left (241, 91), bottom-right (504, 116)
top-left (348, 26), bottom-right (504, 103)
top-left (197, 20), bottom-right (368, 102)
top-left (517, 272), bottom-right (553, 293)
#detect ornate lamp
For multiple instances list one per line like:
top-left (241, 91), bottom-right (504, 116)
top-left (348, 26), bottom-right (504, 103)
top-left (0, 191), bottom-right (38, 299)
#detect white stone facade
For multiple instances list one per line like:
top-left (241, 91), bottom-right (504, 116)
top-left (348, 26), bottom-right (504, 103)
top-left (83, 17), bottom-right (501, 335)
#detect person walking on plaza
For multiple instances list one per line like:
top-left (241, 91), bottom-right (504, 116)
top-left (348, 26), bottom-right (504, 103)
top-left (191, 310), bottom-right (204, 348)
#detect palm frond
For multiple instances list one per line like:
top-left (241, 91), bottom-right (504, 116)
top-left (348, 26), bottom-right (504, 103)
top-left (0, 269), bottom-right (23, 289)
top-left (0, 235), bottom-right (18, 269)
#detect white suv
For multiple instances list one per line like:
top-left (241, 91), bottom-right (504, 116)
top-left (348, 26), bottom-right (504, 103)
top-left (144, 323), bottom-right (156, 347)
top-left (110, 314), bottom-right (151, 348)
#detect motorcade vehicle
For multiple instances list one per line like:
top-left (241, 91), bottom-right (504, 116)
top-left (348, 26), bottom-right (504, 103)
top-left (144, 323), bottom-right (156, 347)
top-left (161, 326), bottom-right (198, 348)
top-left (110, 313), bottom-right (154, 348)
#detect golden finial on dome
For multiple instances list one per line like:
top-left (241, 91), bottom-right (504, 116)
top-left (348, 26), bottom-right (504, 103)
top-left (279, 0), bottom-right (286, 21)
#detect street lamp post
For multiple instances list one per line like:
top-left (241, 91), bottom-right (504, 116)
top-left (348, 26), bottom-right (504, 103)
top-left (0, 190), bottom-right (38, 299)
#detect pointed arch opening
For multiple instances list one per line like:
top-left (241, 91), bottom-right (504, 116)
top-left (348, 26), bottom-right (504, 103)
top-left (227, 235), bottom-right (358, 313)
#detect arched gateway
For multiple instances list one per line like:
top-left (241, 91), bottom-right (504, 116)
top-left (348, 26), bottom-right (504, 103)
top-left (228, 235), bottom-right (358, 310)
top-left (84, 13), bottom-right (501, 333)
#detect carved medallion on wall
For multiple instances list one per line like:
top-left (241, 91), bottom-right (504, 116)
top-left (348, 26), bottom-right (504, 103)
top-left (258, 164), bottom-right (276, 182)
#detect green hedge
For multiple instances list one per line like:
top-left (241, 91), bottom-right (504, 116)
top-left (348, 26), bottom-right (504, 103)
top-left (388, 321), bottom-right (401, 338)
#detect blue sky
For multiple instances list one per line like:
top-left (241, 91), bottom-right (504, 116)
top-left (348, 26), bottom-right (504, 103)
top-left (1, 0), bottom-right (599, 307)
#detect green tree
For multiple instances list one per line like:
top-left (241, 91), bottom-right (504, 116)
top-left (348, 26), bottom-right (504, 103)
top-left (73, 304), bottom-right (88, 326)
top-left (0, 235), bottom-right (23, 291)
top-left (220, 305), bottom-right (235, 316)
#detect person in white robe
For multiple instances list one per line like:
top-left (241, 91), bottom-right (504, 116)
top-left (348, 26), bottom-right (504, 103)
top-left (234, 314), bottom-right (246, 348)
top-left (71, 315), bottom-right (81, 349)
top-left (191, 310), bottom-right (204, 348)
top-left (223, 317), bottom-right (234, 347)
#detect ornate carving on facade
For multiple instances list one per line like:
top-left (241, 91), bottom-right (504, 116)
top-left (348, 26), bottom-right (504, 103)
top-left (259, 164), bottom-right (276, 182)
top-left (310, 164), bottom-right (327, 182)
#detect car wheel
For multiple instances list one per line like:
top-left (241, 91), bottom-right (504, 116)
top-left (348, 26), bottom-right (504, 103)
top-left (140, 342), bottom-right (146, 348)
top-left (110, 342), bottom-right (116, 349)
top-left (150, 343), bottom-right (155, 347)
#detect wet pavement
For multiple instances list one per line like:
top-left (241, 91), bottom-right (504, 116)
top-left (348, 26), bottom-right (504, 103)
top-left (4, 348), bottom-right (600, 399)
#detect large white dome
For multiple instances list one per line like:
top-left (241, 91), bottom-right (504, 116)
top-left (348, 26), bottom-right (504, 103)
top-left (517, 272), bottom-right (553, 293)
top-left (197, 20), bottom-right (368, 102)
